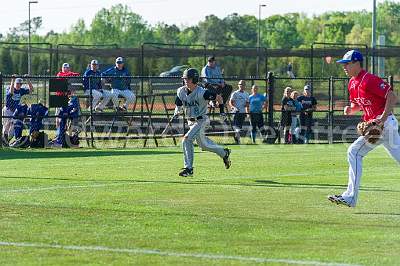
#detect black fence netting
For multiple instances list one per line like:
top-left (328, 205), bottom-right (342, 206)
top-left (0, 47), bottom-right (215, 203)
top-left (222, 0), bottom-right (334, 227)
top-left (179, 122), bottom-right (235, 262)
top-left (0, 74), bottom-right (398, 149)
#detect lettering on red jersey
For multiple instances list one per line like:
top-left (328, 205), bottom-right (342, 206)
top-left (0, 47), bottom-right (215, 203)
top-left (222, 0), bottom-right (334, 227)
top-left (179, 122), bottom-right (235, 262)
top-left (348, 70), bottom-right (392, 121)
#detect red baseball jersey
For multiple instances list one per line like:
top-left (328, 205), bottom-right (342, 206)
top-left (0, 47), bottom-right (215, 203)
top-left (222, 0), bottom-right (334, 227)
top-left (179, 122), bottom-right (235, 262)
top-left (348, 69), bottom-right (392, 121)
top-left (56, 71), bottom-right (80, 77)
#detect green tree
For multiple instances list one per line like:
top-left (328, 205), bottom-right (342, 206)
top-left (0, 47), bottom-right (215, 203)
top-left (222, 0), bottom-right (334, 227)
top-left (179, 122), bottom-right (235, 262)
top-left (198, 15), bottom-right (227, 47)
top-left (0, 48), bottom-right (14, 74)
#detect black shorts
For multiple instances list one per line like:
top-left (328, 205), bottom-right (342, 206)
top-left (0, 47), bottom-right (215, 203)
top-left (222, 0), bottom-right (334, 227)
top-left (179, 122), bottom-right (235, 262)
top-left (204, 84), bottom-right (233, 103)
top-left (233, 113), bottom-right (246, 129)
top-left (281, 112), bottom-right (292, 127)
top-left (250, 113), bottom-right (264, 129)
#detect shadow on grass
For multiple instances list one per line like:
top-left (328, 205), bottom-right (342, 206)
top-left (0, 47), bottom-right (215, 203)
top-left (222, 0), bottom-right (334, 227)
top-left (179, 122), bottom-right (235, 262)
top-left (354, 212), bottom-right (400, 216)
top-left (1, 176), bottom-right (398, 193)
top-left (0, 149), bottom-right (181, 160)
top-left (3, 202), bottom-right (399, 229)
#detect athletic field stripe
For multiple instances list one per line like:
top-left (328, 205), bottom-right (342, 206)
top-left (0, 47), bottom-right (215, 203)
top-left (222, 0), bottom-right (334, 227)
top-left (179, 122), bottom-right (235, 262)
top-left (0, 183), bottom-right (129, 193)
top-left (0, 241), bottom-right (360, 266)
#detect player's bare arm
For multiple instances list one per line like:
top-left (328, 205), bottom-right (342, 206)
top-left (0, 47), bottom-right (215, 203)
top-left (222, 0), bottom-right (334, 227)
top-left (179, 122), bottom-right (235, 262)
top-left (229, 99), bottom-right (235, 109)
top-left (25, 74), bottom-right (34, 93)
top-left (215, 94), bottom-right (223, 105)
top-left (10, 74), bottom-right (16, 94)
top-left (344, 102), bottom-right (361, 115)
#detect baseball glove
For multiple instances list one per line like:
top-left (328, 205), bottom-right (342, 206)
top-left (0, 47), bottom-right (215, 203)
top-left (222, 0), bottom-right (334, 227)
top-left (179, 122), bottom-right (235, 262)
top-left (357, 121), bottom-right (384, 144)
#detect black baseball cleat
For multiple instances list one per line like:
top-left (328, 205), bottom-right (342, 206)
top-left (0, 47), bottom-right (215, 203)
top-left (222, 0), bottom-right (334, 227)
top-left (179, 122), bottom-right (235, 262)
top-left (328, 195), bottom-right (351, 207)
top-left (223, 148), bottom-right (231, 169)
top-left (179, 168), bottom-right (193, 177)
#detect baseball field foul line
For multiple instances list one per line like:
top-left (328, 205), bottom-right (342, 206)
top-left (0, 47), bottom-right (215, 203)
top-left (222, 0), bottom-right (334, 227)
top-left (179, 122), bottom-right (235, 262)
top-left (0, 183), bottom-right (130, 193)
top-left (0, 241), bottom-right (361, 266)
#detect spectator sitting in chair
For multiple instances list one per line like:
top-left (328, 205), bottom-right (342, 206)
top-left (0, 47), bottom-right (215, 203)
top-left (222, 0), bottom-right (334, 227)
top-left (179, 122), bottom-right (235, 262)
top-left (56, 62), bottom-right (80, 77)
top-left (28, 102), bottom-right (49, 148)
top-left (102, 57), bottom-right (135, 112)
top-left (83, 59), bottom-right (115, 112)
top-left (9, 103), bottom-right (29, 147)
top-left (2, 76), bottom-right (33, 145)
top-left (201, 56), bottom-right (232, 118)
top-left (55, 63), bottom-right (80, 129)
top-left (51, 89), bottom-right (80, 148)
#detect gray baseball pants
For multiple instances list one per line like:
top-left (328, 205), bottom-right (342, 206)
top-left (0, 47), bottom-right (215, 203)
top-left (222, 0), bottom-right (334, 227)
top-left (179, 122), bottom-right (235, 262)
top-left (182, 117), bottom-right (226, 169)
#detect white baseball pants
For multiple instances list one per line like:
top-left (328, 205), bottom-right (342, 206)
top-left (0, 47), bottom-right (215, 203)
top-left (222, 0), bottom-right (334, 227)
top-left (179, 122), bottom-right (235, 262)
top-left (85, 89), bottom-right (115, 110)
top-left (112, 89), bottom-right (136, 109)
top-left (342, 114), bottom-right (400, 206)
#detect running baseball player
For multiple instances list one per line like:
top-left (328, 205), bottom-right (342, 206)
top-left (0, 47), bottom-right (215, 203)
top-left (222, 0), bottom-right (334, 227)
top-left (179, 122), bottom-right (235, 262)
top-left (2, 76), bottom-right (33, 145)
top-left (174, 68), bottom-right (231, 177)
top-left (329, 50), bottom-right (400, 207)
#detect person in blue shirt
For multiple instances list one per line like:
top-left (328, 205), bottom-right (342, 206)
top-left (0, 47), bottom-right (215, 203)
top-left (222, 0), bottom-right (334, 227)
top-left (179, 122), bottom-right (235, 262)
top-left (67, 90), bottom-right (80, 136)
top-left (297, 85), bottom-right (317, 144)
top-left (248, 85), bottom-right (267, 143)
top-left (2, 76), bottom-right (33, 144)
top-left (201, 56), bottom-right (233, 119)
top-left (12, 104), bottom-right (28, 140)
top-left (28, 103), bottom-right (48, 147)
top-left (101, 57), bottom-right (135, 112)
top-left (28, 103), bottom-right (48, 135)
top-left (289, 91), bottom-right (303, 144)
top-left (83, 59), bottom-right (116, 112)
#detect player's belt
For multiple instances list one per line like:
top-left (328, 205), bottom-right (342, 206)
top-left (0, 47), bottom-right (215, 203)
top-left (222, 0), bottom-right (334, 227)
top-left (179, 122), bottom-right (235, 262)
top-left (187, 116), bottom-right (203, 122)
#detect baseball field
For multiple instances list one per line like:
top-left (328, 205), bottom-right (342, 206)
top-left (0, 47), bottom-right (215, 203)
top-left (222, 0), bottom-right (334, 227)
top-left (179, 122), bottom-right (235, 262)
top-left (0, 144), bottom-right (399, 265)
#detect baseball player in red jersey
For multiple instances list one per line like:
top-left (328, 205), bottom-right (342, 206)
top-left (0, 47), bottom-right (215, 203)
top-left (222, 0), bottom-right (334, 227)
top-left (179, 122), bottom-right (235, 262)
top-left (328, 50), bottom-right (400, 207)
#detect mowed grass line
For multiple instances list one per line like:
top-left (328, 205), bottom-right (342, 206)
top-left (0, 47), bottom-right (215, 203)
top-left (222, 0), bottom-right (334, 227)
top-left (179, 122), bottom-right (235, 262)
top-left (0, 144), bottom-right (399, 265)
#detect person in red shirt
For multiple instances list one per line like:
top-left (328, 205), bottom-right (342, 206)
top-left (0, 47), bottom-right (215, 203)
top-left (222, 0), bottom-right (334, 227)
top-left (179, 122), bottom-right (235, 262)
top-left (56, 63), bottom-right (80, 77)
top-left (55, 63), bottom-right (80, 131)
top-left (328, 50), bottom-right (400, 207)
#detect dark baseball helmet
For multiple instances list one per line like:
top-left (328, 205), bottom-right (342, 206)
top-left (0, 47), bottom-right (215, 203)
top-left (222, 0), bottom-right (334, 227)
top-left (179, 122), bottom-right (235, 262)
top-left (182, 68), bottom-right (199, 84)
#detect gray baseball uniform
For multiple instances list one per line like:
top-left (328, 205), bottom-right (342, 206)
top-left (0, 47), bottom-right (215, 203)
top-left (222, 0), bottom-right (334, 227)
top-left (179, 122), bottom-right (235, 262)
top-left (176, 85), bottom-right (226, 169)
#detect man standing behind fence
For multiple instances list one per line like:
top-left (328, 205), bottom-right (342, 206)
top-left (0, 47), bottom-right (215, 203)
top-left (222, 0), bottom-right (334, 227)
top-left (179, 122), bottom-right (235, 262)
top-left (297, 85), bottom-right (317, 144)
top-left (2, 76), bottom-right (33, 145)
top-left (229, 80), bottom-right (250, 144)
top-left (102, 57), bottom-right (135, 112)
top-left (83, 59), bottom-right (114, 112)
top-left (248, 85), bottom-right (267, 144)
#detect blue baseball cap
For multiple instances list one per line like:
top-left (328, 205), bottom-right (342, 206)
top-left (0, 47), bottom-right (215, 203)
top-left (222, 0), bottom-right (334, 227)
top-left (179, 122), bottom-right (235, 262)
top-left (336, 50), bottom-right (363, 64)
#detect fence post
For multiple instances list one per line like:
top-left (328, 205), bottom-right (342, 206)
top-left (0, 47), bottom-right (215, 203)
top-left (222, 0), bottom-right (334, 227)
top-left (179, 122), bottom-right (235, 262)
top-left (389, 75), bottom-right (394, 90)
top-left (328, 76), bottom-right (334, 144)
top-left (0, 72), bottom-right (2, 148)
top-left (266, 71), bottom-right (277, 143)
top-left (267, 71), bottom-right (274, 128)
top-left (140, 44), bottom-right (144, 127)
top-left (89, 76), bottom-right (94, 148)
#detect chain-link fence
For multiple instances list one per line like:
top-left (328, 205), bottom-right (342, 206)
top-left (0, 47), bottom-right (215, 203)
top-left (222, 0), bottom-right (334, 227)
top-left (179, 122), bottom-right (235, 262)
top-left (0, 73), bottom-right (398, 148)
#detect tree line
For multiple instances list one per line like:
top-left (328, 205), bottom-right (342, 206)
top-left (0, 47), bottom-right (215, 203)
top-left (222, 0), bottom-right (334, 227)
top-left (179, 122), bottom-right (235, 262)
top-left (1, 2), bottom-right (400, 77)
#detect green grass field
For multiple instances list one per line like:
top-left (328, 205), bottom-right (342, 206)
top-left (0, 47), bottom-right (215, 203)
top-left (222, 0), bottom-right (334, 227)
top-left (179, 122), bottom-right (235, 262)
top-left (0, 144), bottom-right (399, 265)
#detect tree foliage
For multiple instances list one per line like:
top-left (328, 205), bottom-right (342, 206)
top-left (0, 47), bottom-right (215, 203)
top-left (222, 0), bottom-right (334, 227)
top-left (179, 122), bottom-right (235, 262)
top-left (2, 2), bottom-right (400, 77)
